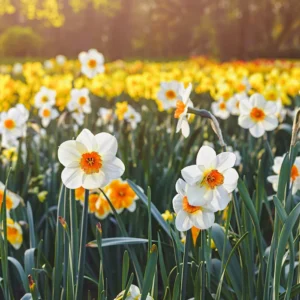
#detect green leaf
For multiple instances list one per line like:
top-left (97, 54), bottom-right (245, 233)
top-left (141, 245), bottom-right (158, 300)
top-left (127, 179), bottom-right (171, 238)
top-left (8, 256), bottom-right (28, 293)
top-left (86, 237), bottom-right (149, 248)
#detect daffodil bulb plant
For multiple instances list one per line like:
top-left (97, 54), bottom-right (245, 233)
top-left (0, 54), bottom-right (300, 300)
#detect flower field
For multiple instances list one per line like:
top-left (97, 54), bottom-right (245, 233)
top-left (0, 52), bottom-right (300, 300)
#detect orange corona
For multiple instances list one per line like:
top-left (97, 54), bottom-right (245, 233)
top-left (202, 169), bottom-right (224, 189)
top-left (291, 165), bottom-right (299, 182)
top-left (165, 90), bottom-right (176, 100)
top-left (250, 107), bottom-right (265, 122)
top-left (88, 59), bottom-right (97, 68)
top-left (80, 152), bottom-right (102, 174)
top-left (182, 196), bottom-right (202, 214)
top-left (4, 119), bottom-right (15, 130)
top-left (174, 100), bottom-right (185, 118)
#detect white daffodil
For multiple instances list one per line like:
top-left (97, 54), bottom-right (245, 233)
top-left (173, 178), bottom-right (215, 231)
top-left (79, 49), bottom-right (105, 79)
top-left (58, 129), bottom-right (125, 189)
top-left (157, 81), bottom-right (183, 110)
top-left (174, 83), bottom-right (194, 138)
top-left (0, 107), bottom-right (25, 138)
top-left (34, 86), bottom-right (56, 109)
top-left (56, 55), bottom-right (66, 65)
top-left (44, 60), bottom-right (54, 70)
top-left (12, 63), bottom-right (23, 75)
top-left (38, 105), bottom-right (59, 128)
top-left (267, 156), bottom-right (300, 195)
top-left (211, 98), bottom-right (230, 120)
top-left (227, 92), bottom-right (248, 116)
top-left (6, 218), bottom-right (23, 250)
top-left (238, 93), bottom-right (278, 138)
top-left (68, 88), bottom-right (91, 114)
top-left (123, 105), bottom-right (141, 129)
top-left (0, 181), bottom-right (22, 212)
top-left (275, 99), bottom-right (287, 123)
top-left (181, 146), bottom-right (239, 211)
top-left (114, 284), bottom-right (153, 300)
top-left (97, 108), bottom-right (114, 126)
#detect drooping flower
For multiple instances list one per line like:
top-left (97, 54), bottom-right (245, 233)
top-left (79, 49), bottom-right (105, 79)
top-left (174, 83), bottom-right (193, 138)
top-left (38, 104), bottom-right (59, 128)
top-left (114, 284), bottom-right (153, 300)
top-left (6, 218), bottom-right (23, 250)
top-left (68, 88), bottom-right (91, 114)
top-left (106, 179), bottom-right (139, 213)
top-left (0, 181), bottom-right (22, 212)
top-left (34, 86), bottom-right (56, 109)
top-left (58, 129), bottom-right (125, 189)
top-left (181, 146), bottom-right (239, 211)
top-left (267, 155), bottom-right (300, 195)
top-left (238, 93), bottom-right (278, 138)
top-left (211, 98), bottom-right (230, 120)
top-left (157, 81), bottom-right (183, 110)
top-left (172, 178), bottom-right (215, 231)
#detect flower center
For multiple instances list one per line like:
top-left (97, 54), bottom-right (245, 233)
top-left (88, 59), bottom-right (97, 69)
top-left (79, 96), bottom-right (87, 105)
top-left (80, 152), bottom-right (102, 174)
top-left (291, 165), bottom-right (299, 182)
top-left (235, 101), bottom-right (240, 109)
top-left (4, 119), bottom-right (15, 130)
top-left (250, 107), bottom-right (265, 122)
top-left (202, 169), bottom-right (224, 189)
top-left (42, 96), bottom-right (48, 103)
top-left (165, 90), bottom-right (176, 100)
top-left (174, 100), bottom-right (186, 118)
top-left (182, 196), bottom-right (202, 214)
top-left (42, 108), bottom-right (51, 117)
top-left (219, 102), bottom-right (226, 110)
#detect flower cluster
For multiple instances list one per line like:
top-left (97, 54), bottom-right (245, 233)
top-left (173, 145), bottom-right (239, 231)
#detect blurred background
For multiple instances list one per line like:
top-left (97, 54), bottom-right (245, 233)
top-left (0, 0), bottom-right (299, 61)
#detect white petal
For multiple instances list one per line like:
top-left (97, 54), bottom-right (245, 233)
top-left (191, 210), bottom-right (215, 229)
top-left (239, 99), bottom-right (252, 114)
top-left (196, 146), bottom-right (216, 168)
top-left (61, 167), bottom-right (84, 189)
top-left (76, 129), bottom-right (97, 151)
top-left (216, 152), bottom-right (236, 172)
top-left (181, 165), bottom-right (203, 185)
top-left (249, 122), bottom-right (265, 138)
top-left (172, 194), bottom-right (183, 213)
top-left (102, 157), bottom-right (125, 180)
top-left (58, 141), bottom-right (83, 167)
top-left (175, 178), bottom-right (186, 195)
top-left (82, 172), bottom-right (108, 189)
top-left (186, 185), bottom-right (212, 206)
top-left (175, 210), bottom-right (193, 231)
top-left (251, 93), bottom-right (266, 108)
top-left (264, 101), bottom-right (277, 114)
top-left (95, 132), bottom-right (118, 156)
top-left (262, 115), bottom-right (278, 131)
top-left (238, 115), bottom-right (254, 129)
top-left (222, 168), bottom-right (239, 192)
top-left (210, 186), bottom-right (231, 211)
top-left (181, 118), bottom-right (190, 138)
